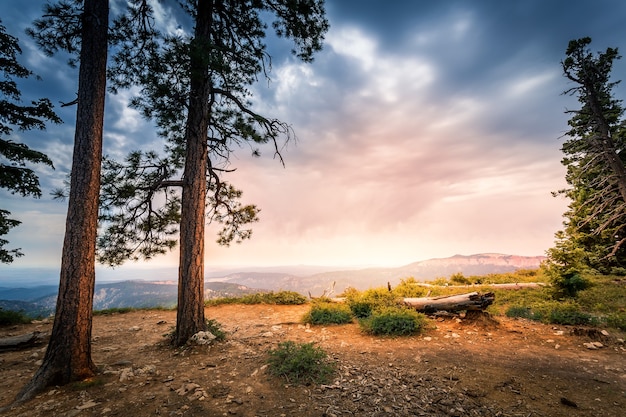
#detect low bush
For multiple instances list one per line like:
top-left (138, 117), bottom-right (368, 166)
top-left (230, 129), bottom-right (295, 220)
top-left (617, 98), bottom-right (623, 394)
top-left (505, 305), bottom-right (543, 321)
top-left (266, 341), bottom-right (335, 385)
top-left (93, 307), bottom-right (136, 315)
top-left (548, 305), bottom-right (596, 326)
top-left (207, 291), bottom-right (307, 306)
top-left (0, 308), bottom-right (31, 326)
top-left (303, 302), bottom-right (352, 325)
top-left (604, 313), bottom-right (626, 331)
top-left (360, 306), bottom-right (426, 336)
top-left (205, 318), bottom-right (226, 341)
top-left (348, 301), bottom-right (372, 318)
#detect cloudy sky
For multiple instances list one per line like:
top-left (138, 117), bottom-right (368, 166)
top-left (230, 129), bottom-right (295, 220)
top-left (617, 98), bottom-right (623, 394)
top-left (2, 0), bottom-right (626, 281)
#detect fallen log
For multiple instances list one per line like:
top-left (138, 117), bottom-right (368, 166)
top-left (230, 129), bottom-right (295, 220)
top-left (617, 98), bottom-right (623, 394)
top-left (328, 291), bottom-right (495, 313)
top-left (412, 282), bottom-right (545, 290)
top-left (403, 292), bottom-right (495, 313)
top-left (0, 331), bottom-right (47, 352)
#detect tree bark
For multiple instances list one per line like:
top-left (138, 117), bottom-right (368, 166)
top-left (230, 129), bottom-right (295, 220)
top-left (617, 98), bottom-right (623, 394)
top-left (15, 0), bottom-right (108, 402)
top-left (175, 0), bottom-right (213, 346)
top-left (584, 80), bottom-right (626, 204)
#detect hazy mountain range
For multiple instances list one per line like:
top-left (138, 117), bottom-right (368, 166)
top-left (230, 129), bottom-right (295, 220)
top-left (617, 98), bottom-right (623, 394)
top-left (1, 253), bottom-right (544, 317)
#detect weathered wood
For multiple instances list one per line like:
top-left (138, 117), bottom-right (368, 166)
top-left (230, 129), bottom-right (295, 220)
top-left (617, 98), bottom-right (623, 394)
top-left (0, 332), bottom-right (46, 352)
top-left (403, 292), bottom-right (495, 313)
top-left (411, 283), bottom-right (546, 290)
top-left (329, 291), bottom-right (496, 313)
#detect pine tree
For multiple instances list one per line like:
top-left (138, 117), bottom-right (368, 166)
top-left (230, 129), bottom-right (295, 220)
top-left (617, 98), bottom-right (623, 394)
top-left (14, 0), bottom-right (109, 402)
top-left (548, 37), bottom-right (626, 278)
top-left (0, 20), bottom-right (61, 263)
top-left (100, 0), bottom-right (329, 344)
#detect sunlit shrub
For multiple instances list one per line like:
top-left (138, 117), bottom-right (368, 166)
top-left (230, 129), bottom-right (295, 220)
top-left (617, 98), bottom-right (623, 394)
top-left (266, 341), bottom-right (335, 385)
top-left (360, 306), bottom-right (426, 336)
top-left (303, 302), bottom-right (352, 325)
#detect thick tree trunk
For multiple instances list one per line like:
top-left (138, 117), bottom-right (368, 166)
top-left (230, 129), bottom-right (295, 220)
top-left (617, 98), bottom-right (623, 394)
top-left (14, 0), bottom-right (108, 402)
top-left (175, 0), bottom-right (213, 346)
top-left (403, 292), bottom-right (495, 313)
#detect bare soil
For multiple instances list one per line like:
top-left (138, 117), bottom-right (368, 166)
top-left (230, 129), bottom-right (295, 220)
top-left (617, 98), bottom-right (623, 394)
top-left (0, 304), bottom-right (625, 417)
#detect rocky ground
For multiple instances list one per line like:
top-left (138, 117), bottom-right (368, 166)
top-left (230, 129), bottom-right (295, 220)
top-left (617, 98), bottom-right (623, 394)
top-left (0, 304), bottom-right (625, 417)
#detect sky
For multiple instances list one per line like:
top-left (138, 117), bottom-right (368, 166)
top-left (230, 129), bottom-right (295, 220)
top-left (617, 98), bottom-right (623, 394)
top-left (2, 0), bottom-right (626, 283)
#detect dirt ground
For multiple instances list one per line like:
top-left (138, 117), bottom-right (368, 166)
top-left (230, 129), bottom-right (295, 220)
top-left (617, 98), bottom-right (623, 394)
top-left (0, 304), bottom-right (625, 417)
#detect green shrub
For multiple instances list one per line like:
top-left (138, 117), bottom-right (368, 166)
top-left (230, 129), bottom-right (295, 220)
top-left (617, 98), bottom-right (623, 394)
top-left (266, 341), bottom-right (335, 385)
top-left (552, 271), bottom-right (592, 299)
top-left (505, 305), bottom-right (543, 321)
top-left (348, 301), bottom-right (372, 318)
top-left (207, 290), bottom-right (308, 306)
top-left (93, 307), bottom-right (136, 315)
top-left (548, 306), bottom-right (596, 326)
top-left (392, 277), bottom-right (428, 298)
top-left (303, 302), bottom-right (352, 325)
top-left (450, 272), bottom-right (471, 285)
top-left (360, 306), bottom-right (426, 336)
top-left (604, 313), bottom-right (626, 331)
top-left (265, 291), bottom-right (308, 305)
top-left (0, 308), bottom-right (31, 326)
top-left (205, 318), bottom-right (226, 341)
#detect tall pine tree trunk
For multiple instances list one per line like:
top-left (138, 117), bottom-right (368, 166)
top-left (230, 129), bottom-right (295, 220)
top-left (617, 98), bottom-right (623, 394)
top-left (15, 0), bottom-right (108, 402)
top-left (175, 0), bottom-right (212, 346)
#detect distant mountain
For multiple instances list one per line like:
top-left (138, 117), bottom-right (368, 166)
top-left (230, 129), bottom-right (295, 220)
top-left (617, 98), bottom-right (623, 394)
top-left (0, 253), bottom-right (545, 317)
top-left (215, 253), bottom-right (546, 295)
top-left (0, 280), bottom-right (261, 318)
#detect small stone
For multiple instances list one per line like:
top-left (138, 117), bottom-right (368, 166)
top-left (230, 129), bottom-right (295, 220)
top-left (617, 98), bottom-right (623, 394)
top-left (76, 400), bottom-right (98, 410)
top-left (190, 331), bottom-right (216, 345)
top-left (423, 337), bottom-right (432, 341)
top-left (119, 368), bottom-right (134, 382)
top-left (128, 326), bottom-right (141, 332)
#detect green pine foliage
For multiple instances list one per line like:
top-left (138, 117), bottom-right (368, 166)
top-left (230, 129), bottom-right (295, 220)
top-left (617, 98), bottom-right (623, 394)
top-left (0, 20), bottom-right (60, 263)
top-left (547, 37), bottom-right (626, 276)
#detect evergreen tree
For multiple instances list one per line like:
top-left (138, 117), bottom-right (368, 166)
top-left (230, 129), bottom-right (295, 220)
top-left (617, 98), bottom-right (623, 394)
top-left (0, 20), bottom-right (61, 263)
top-left (548, 37), bottom-right (626, 278)
top-left (15, 0), bottom-right (109, 402)
top-left (101, 0), bottom-right (329, 344)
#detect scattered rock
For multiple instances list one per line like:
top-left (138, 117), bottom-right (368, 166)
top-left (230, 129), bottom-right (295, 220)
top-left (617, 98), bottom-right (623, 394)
top-left (560, 397), bottom-right (578, 407)
top-left (119, 368), bottom-right (135, 382)
top-left (76, 400), bottom-right (98, 410)
top-left (190, 331), bottom-right (216, 345)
